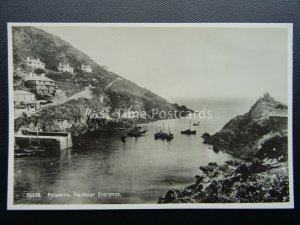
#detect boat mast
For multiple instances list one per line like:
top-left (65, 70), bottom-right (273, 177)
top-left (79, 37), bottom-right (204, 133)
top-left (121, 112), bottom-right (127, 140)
top-left (37, 122), bottom-right (40, 145)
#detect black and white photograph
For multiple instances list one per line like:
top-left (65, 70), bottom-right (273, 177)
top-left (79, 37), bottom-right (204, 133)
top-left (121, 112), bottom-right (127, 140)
top-left (7, 23), bottom-right (293, 209)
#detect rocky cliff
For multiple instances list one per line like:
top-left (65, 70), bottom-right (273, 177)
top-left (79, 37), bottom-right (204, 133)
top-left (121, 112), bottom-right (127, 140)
top-left (159, 93), bottom-right (290, 203)
top-left (203, 93), bottom-right (288, 160)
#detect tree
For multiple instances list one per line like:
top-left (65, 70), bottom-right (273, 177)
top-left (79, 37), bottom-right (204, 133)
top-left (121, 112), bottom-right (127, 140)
top-left (34, 68), bottom-right (45, 75)
top-left (255, 136), bottom-right (288, 162)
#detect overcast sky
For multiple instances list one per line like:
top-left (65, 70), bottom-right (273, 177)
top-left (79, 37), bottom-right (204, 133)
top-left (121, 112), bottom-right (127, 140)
top-left (37, 25), bottom-right (289, 103)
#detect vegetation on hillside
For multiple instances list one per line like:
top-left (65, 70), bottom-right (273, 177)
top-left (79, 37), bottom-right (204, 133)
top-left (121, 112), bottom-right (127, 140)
top-left (13, 26), bottom-right (192, 133)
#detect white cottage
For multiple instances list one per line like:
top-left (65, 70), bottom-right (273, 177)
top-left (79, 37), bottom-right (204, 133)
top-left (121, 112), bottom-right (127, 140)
top-left (14, 90), bottom-right (36, 105)
top-left (25, 57), bottom-right (45, 70)
top-left (58, 63), bottom-right (74, 73)
top-left (81, 64), bottom-right (92, 73)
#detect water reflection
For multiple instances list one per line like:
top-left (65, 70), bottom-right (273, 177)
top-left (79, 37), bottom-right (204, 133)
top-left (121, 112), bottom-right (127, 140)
top-left (14, 117), bottom-right (234, 204)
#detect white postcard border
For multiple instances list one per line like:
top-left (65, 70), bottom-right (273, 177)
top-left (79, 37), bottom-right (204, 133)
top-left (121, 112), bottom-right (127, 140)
top-left (7, 23), bottom-right (294, 210)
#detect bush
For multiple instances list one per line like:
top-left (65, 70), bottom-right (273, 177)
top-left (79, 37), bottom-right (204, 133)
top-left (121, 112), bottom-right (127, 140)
top-left (255, 135), bottom-right (288, 162)
top-left (34, 68), bottom-right (45, 75)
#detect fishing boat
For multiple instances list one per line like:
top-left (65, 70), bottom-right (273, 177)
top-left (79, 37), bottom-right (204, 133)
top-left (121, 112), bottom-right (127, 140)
top-left (154, 125), bottom-right (163, 139)
top-left (154, 125), bottom-right (165, 139)
top-left (14, 144), bottom-right (45, 157)
top-left (181, 129), bottom-right (196, 135)
top-left (120, 122), bottom-right (128, 142)
top-left (120, 135), bottom-right (127, 143)
top-left (139, 124), bottom-right (148, 135)
top-left (165, 126), bottom-right (174, 141)
top-left (127, 124), bottom-right (148, 137)
top-left (160, 123), bottom-right (168, 140)
top-left (193, 121), bottom-right (200, 126)
top-left (165, 133), bottom-right (174, 141)
top-left (154, 124), bottom-right (173, 141)
top-left (181, 120), bottom-right (196, 135)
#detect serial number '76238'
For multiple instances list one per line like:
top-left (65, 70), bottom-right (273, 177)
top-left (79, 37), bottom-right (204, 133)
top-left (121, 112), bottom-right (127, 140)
top-left (26, 193), bottom-right (41, 198)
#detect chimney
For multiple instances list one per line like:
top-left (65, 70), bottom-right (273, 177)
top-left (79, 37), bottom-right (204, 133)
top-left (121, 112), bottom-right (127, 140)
top-left (29, 72), bottom-right (33, 78)
top-left (26, 57), bottom-right (30, 61)
top-left (41, 73), bottom-right (45, 77)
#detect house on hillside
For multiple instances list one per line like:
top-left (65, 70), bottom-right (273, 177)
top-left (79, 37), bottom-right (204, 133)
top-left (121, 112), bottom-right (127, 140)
top-left (24, 73), bottom-right (58, 96)
top-left (85, 84), bottom-right (95, 90)
top-left (81, 64), bottom-right (92, 73)
top-left (25, 57), bottom-right (45, 70)
top-left (58, 62), bottom-right (74, 73)
top-left (14, 90), bottom-right (41, 113)
top-left (14, 90), bottom-right (35, 105)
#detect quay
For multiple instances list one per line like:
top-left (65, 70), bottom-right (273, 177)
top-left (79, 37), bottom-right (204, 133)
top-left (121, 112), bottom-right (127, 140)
top-left (15, 129), bottom-right (73, 152)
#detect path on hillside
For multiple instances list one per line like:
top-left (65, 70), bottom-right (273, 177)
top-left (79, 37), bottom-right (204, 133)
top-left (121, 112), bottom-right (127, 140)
top-left (14, 89), bottom-right (92, 119)
top-left (105, 77), bottom-right (123, 89)
top-left (15, 77), bottom-right (124, 119)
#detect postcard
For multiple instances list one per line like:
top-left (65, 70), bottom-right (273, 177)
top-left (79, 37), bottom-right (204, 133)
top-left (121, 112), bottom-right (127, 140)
top-left (7, 23), bottom-right (293, 209)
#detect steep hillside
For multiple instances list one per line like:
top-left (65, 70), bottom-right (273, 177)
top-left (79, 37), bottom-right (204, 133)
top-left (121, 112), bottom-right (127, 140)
top-left (203, 93), bottom-right (288, 159)
top-left (13, 27), bottom-right (110, 76)
top-left (12, 27), bottom-right (190, 115)
top-left (13, 26), bottom-right (191, 133)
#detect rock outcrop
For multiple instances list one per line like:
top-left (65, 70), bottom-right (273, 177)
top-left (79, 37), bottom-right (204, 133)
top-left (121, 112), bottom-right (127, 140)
top-left (160, 94), bottom-right (290, 204)
top-left (203, 93), bottom-right (288, 160)
top-left (159, 160), bottom-right (289, 203)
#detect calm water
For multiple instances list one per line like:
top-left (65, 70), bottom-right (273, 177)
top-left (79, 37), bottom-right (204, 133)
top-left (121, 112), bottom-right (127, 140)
top-left (14, 98), bottom-right (253, 204)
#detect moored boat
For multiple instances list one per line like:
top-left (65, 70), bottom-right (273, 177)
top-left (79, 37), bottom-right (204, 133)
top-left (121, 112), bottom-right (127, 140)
top-left (181, 121), bottom-right (196, 135)
top-left (181, 129), bottom-right (196, 135)
top-left (155, 124), bottom-right (173, 141)
top-left (127, 124), bottom-right (148, 137)
top-left (121, 135), bottom-right (127, 143)
top-left (165, 126), bottom-right (174, 141)
top-left (165, 132), bottom-right (174, 141)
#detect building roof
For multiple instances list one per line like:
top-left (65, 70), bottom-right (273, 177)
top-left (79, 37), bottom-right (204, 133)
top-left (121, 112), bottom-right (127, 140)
top-left (25, 74), bottom-right (54, 82)
top-left (25, 57), bottom-right (44, 63)
top-left (14, 90), bottom-right (35, 96)
top-left (59, 63), bottom-right (73, 67)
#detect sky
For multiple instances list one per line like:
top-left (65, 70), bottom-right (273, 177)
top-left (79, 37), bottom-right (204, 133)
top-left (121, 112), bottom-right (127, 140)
top-left (37, 25), bottom-right (290, 103)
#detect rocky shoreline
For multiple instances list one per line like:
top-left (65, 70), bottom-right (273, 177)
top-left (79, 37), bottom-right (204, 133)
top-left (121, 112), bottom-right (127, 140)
top-left (159, 94), bottom-right (290, 204)
top-left (159, 159), bottom-right (289, 203)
